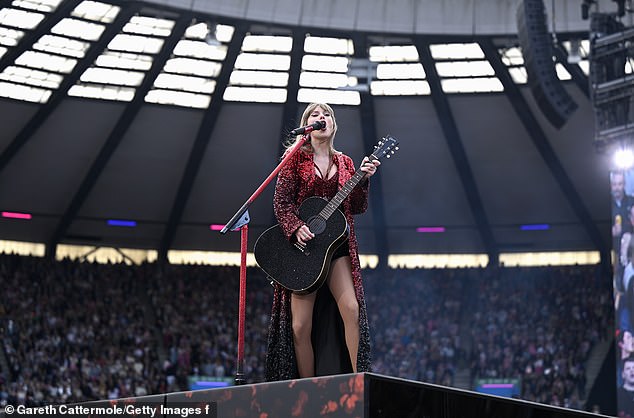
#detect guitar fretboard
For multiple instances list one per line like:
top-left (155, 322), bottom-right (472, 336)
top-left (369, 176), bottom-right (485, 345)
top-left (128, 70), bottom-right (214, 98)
top-left (317, 158), bottom-right (372, 221)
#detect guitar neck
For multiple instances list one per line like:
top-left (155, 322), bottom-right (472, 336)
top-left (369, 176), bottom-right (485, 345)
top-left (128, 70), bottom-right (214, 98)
top-left (318, 159), bottom-right (371, 220)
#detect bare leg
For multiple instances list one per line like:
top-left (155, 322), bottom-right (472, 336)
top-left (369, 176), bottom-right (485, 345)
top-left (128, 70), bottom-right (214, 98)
top-left (291, 290), bottom-right (317, 377)
top-left (327, 256), bottom-right (360, 372)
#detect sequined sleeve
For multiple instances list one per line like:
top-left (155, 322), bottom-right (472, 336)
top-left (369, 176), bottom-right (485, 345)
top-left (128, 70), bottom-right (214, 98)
top-left (273, 151), bottom-right (305, 240)
top-left (344, 154), bottom-right (369, 215)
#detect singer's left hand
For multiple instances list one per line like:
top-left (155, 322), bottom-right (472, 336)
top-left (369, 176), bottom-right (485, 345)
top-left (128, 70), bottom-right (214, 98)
top-left (360, 157), bottom-right (380, 177)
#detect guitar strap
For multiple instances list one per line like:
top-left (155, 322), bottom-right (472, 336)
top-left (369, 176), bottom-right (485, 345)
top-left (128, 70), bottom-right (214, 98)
top-left (313, 155), bottom-right (335, 180)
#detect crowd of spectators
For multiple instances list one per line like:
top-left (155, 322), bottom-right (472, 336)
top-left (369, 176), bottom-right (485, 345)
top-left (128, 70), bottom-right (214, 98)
top-left (467, 265), bottom-right (613, 408)
top-left (0, 253), bottom-right (613, 411)
top-left (365, 268), bottom-right (468, 386)
top-left (146, 264), bottom-right (272, 388)
top-left (0, 255), bottom-right (163, 406)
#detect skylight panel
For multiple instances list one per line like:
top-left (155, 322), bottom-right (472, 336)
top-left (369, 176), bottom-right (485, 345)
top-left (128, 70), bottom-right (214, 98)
top-left (0, 81), bottom-right (51, 102)
top-left (0, 7), bottom-right (45, 29)
top-left (304, 36), bottom-right (353, 55)
top-left (71, 13), bottom-right (178, 103)
top-left (68, 83), bottom-right (135, 101)
top-left (301, 55), bottom-right (349, 72)
top-left (368, 44), bottom-right (428, 96)
top-left (234, 53), bottom-right (290, 71)
top-left (578, 60), bottom-right (589, 75)
top-left (96, 51), bottom-right (153, 71)
top-left (242, 35), bottom-right (292, 53)
top-left (108, 34), bottom-right (164, 54)
top-left (498, 46), bottom-right (527, 84)
top-left (52, 18), bottom-right (105, 41)
top-left (71, 1), bottom-right (119, 24)
top-left (123, 16), bottom-right (174, 37)
top-left (163, 57), bottom-right (221, 77)
top-left (0, 4), bottom-right (88, 104)
top-left (0, 65), bottom-right (63, 88)
top-left (0, 46), bottom-right (6, 58)
top-left (441, 77), bottom-right (503, 93)
top-left (173, 40), bottom-right (227, 61)
top-left (431, 43), bottom-right (503, 93)
top-left (145, 21), bottom-right (236, 108)
top-left (298, 35), bottom-right (360, 104)
top-left (376, 63), bottom-right (425, 79)
top-left (430, 43), bottom-right (484, 59)
top-left (15, 50), bottom-right (77, 73)
top-left (145, 90), bottom-right (211, 108)
top-left (0, 27), bottom-right (23, 47)
top-left (297, 88), bottom-right (360, 105)
top-left (183, 22), bottom-right (233, 43)
top-left (555, 63), bottom-right (571, 80)
top-left (501, 47), bottom-right (524, 66)
top-left (230, 70), bottom-right (288, 87)
top-left (369, 45), bottom-right (419, 62)
top-left (435, 60), bottom-right (495, 77)
top-left (12, 0), bottom-right (63, 12)
top-left (299, 72), bottom-right (350, 89)
top-left (224, 86), bottom-right (287, 103)
top-left (33, 35), bottom-right (89, 58)
top-left (225, 33), bottom-right (292, 104)
top-left (80, 67), bottom-right (145, 86)
top-left (213, 24), bottom-right (234, 43)
top-left (154, 73), bottom-right (215, 94)
top-left (371, 80), bottom-right (430, 95)
top-left (508, 67), bottom-right (528, 83)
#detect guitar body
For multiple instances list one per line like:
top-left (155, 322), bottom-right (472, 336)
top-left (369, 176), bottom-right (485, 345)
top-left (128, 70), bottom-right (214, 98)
top-left (254, 196), bottom-right (349, 294)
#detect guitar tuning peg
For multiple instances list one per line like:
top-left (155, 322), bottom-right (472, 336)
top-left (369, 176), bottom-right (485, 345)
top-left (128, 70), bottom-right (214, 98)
top-left (386, 155), bottom-right (391, 158)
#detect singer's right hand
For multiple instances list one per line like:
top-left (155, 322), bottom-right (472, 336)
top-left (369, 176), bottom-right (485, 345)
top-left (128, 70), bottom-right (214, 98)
top-left (295, 225), bottom-right (314, 245)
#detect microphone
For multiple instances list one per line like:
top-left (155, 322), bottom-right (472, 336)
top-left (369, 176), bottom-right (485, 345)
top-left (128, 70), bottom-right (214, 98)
top-left (289, 120), bottom-right (326, 136)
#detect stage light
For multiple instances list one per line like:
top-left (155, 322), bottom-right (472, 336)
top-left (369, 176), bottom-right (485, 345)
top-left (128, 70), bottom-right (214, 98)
top-left (2, 211), bottom-right (32, 220)
top-left (205, 22), bottom-right (220, 46)
top-left (614, 148), bottom-right (634, 169)
top-left (209, 224), bottom-right (224, 231)
top-left (567, 39), bottom-right (581, 64)
top-left (107, 219), bottom-right (137, 227)
top-left (520, 224), bottom-right (550, 231)
top-left (416, 227), bottom-right (445, 233)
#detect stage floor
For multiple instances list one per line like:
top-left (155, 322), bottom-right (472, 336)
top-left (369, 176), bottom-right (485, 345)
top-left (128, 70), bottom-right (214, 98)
top-left (61, 372), bottom-right (611, 418)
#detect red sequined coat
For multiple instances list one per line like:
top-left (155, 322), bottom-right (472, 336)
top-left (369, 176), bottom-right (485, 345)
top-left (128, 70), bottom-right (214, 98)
top-left (265, 148), bottom-right (372, 381)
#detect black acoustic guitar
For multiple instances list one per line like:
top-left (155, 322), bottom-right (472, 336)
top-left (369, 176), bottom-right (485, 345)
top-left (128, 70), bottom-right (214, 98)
top-left (254, 136), bottom-right (399, 294)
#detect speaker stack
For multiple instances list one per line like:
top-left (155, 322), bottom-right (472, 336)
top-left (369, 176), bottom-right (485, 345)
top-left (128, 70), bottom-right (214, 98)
top-left (517, 0), bottom-right (578, 129)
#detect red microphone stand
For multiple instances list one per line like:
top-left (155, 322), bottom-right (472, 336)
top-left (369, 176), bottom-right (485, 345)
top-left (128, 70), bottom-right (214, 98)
top-left (220, 134), bottom-right (308, 385)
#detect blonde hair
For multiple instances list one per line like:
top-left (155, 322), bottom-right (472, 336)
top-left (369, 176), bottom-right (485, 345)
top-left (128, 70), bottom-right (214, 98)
top-left (285, 103), bottom-right (338, 155)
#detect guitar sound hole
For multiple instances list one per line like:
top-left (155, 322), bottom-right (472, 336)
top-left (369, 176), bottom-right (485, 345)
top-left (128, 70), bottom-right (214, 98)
top-left (307, 216), bottom-right (326, 235)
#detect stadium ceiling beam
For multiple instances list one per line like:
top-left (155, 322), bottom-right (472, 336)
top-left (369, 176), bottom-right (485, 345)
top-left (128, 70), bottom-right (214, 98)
top-left (47, 14), bottom-right (192, 257)
top-left (553, 44), bottom-right (590, 98)
top-left (274, 30), bottom-right (305, 223)
top-left (0, 0), bottom-right (13, 11)
top-left (352, 34), bottom-right (390, 269)
top-left (0, 3), bottom-right (141, 174)
top-left (0, 0), bottom-right (83, 74)
top-left (158, 24), bottom-right (248, 262)
top-left (415, 38), bottom-right (499, 265)
top-left (279, 30), bottom-right (305, 150)
top-left (480, 38), bottom-right (608, 261)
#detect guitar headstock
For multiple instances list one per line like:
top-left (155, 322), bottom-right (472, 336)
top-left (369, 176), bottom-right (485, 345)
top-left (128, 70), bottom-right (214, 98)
top-left (371, 135), bottom-right (400, 161)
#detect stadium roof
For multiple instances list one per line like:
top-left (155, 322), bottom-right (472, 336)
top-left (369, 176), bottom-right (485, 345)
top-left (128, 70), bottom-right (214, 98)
top-left (0, 0), bottom-right (621, 266)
